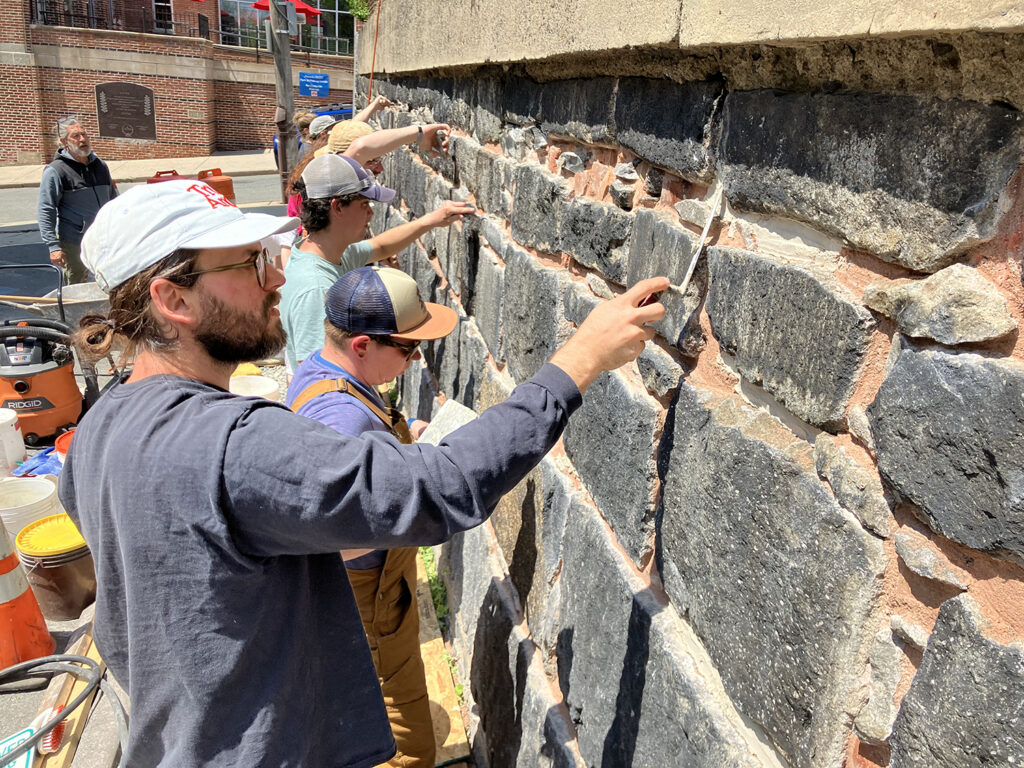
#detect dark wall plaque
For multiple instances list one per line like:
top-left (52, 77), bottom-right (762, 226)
top-left (95, 82), bottom-right (157, 141)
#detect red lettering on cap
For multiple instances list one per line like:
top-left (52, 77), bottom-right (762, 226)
top-left (188, 183), bottom-right (237, 210)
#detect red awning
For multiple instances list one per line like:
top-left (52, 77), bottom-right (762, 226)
top-left (250, 0), bottom-right (322, 17)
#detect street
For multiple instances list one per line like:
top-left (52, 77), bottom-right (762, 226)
top-left (0, 173), bottom-right (286, 314)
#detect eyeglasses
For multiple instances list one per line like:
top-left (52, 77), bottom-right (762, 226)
top-left (176, 248), bottom-right (269, 288)
top-left (372, 335), bottom-right (420, 360)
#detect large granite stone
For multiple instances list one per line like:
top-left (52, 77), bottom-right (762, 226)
top-left (868, 348), bottom-right (1024, 563)
top-left (510, 163), bottom-right (568, 254)
top-left (504, 75), bottom-right (543, 126)
top-left (473, 77), bottom-right (504, 144)
top-left (467, 243), bottom-right (505, 364)
top-left (637, 341), bottom-right (685, 398)
top-left (475, 149), bottom-right (514, 219)
top-left (502, 244), bottom-right (572, 383)
top-left (562, 368), bottom-right (661, 565)
top-left (550, 498), bottom-right (776, 768)
top-left (706, 247), bottom-right (875, 430)
top-left (720, 90), bottom-right (1024, 272)
top-left (560, 197), bottom-right (633, 284)
top-left (628, 209), bottom-right (705, 355)
top-left (890, 595), bottom-right (1024, 767)
top-left (489, 457), bottom-right (579, 635)
top-left (540, 78), bottom-right (616, 144)
top-left (660, 383), bottom-right (885, 768)
top-left (863, 264), bottom-right (1017, 345)
top-left (615, 77), bottom-right (721, 182)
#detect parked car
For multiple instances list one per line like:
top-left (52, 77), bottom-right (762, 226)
top-left (274, 102), bottom-right (353, 169)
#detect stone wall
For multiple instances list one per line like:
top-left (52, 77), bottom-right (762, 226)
top-left (356, 30), bottom-right (1024, 768)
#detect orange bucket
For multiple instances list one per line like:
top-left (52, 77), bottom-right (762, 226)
top-left (54, 428), bottom-right (74, 463)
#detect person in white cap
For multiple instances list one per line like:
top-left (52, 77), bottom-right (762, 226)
top-left (280, 153), bottom-right (474, 372)
top-left (286, 266), bottom-right (457, 767)
top-left (58, 178), bottom-right (668, 768)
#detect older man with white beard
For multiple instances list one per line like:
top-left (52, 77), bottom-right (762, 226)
top-left (37, 117), bottom-right (117, 284)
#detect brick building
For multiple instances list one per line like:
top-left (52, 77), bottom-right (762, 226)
top-left (0, 0), bottom-right (355, 165)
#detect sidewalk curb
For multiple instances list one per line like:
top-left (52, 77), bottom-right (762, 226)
top-left (0, 166), bottom-right (277, 191)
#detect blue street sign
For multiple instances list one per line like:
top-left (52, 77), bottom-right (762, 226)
top-left (299, 72), bottom-right (330, 97)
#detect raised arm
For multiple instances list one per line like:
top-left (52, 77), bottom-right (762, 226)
top-left (343, 123), bottom-right (450, 164)
top-left (365, 201), bottom-right (475, 263)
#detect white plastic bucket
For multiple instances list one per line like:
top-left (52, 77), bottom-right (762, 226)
top-left (0, 409), bottom-right (26, 477)
top-left (229, 375), bottom-right (279, 400)
top-left (0, 476), bottom-right (59, 546)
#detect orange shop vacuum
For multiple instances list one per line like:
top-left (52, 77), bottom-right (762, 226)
top-left (0, 265), bottom-right (98, 445)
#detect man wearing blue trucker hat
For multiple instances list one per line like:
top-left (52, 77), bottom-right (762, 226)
top-left (58, 178), bottom-right (668, 768)
top-left (286, 266), bottom-right (459, 767)
top-left (280, 153), bottom-right (474, 373)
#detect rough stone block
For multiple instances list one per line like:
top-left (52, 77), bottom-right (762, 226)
top-left (453, 320), bottom-right (489, 410)
top-left (397, 357), bottom-right (437, 424)
top-left (473, 77), bottom-right (504, 144)
top-left (673, 198), bottom-right (712, 229)
top-left (890, 595), bottom-right (1024, 767)
top-left (814, 435), bottom-right (893, 537)
top-left (510, 163), bottom-right (568, 253)
top-left (660, 383), bottom-right (885, 768)
top-left (550, 499), bottom-right (776, 768)
top-left (540, 78), bottom-right (616, 144)
top-left (451, 134), bottom-right (481, 191)
top-left (503, 244), bottom-right (572, 384)
top-left (610, 180), bottom-right (635, 210)
top-left (478, 214), bottom-right (509, 256)
top-left (615, 77), bottom-right (721, 182)
top-left (853, 629), bottom-right (903, 745)
top-left (489, 457), bottom-right (579, 634)
top-left (868, 348), bottom-right (1024, 563)
top-left (719, 90), bottom-right (1024, 272)
top-left (559, 196), bottom-right (633, 284)
top-left (706, 247), bottom-right (875, 430)
top-left (864, 264), bottom-right (1017, 345)
top-left (568, 370), bottom-right (660, 550)
top-left (504, 75), bottom-right (543, 126)
top-left (893, 530), bottom-right (969, 590)
top-left (561, 280), bottom-right (602, 327)
top-left (890, 615), bottom-right (930, 652)
top-left (637, 341), bottom-right (684, 398)
top-left (476, 150), bottom-right (514, 219)
top-left (467, 243), bottom-right (505, 364)
top-left (627, 209), bottom-right (705, 354)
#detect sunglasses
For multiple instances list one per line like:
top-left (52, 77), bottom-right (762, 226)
top-left (372, 335), bottom-right (420, 360)
top-left (177, 248), bottom-right (270, 288)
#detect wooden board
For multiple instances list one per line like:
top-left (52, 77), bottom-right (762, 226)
top-left (415, 555), bottom-right (471, 766)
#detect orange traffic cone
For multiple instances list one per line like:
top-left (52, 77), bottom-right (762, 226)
top-left (0, 531), bottom-right (54, 667)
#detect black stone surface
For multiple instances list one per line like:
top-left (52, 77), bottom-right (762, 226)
top-left (659, 383), bottom-right (884, 768)
top-left (868, 348), bottom-right (1024, 563)
top-left (889, 595), bottom-right (1024, 767)
top-left (720, 90), bottom-right (1024, 271)
top-left (706, 247), bottom-right (874, 430)
top-left (540, 78), bottom-right (617, 144)
top-left (559, 197), bottom-right (633, 284)
top-left (510, 163), bottom-right (567, 254)
top-left (614, 77), bottom-right (722, 182)
top-left (502, 243), bottom-right (570, 383)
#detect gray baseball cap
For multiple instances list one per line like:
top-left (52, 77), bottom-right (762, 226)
top-left (300, 154), bottom-right (396, 203)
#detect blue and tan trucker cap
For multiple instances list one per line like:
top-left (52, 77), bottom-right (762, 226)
top-left (324, 265), bottom-right (457, 342)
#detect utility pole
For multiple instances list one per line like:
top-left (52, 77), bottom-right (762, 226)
top-left (268, 0), bottom-right (296, 202)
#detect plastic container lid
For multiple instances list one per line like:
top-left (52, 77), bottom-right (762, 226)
top-left (16, 513), bottom-right (87, 557)
top-left (55, 429), bottom-right (75, 460)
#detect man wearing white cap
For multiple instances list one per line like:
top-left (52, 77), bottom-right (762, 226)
top-left (57, 178), bottom-right (668, 768)
top-left (286, 266), bottom-right (457, 767)
top-left (280, 152), bottom-right (473, 371)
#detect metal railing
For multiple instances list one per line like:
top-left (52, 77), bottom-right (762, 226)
top-left (29, 1), bottom-right (353, 62)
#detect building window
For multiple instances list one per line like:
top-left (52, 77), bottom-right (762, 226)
top-left (153, 0), bottom-right (173, 32)
top-left (217, 0), bottom-right (352, 54)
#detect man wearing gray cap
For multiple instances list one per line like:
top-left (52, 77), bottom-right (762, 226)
top-left (58, 178), bottom-right (667, 768)
top-left (280, 152), bottom-right (473, 371)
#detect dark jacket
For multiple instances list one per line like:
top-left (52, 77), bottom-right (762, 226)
top-left (37, 148), bottom-right (117, 253)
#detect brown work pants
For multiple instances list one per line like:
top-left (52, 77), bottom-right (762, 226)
top-left (348, 546), bottom-right (435, 768)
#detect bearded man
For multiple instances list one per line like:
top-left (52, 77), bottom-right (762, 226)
top-left (37, 117), bottom-right (117, 284)
top-left (59, 179), bottom-right (667, 767)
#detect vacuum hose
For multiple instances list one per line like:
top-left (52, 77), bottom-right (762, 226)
top-left (0, 654), bottom-right (129, 765)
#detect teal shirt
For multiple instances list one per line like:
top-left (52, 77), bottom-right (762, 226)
top-left (280, 240), bottom-right (374, 369)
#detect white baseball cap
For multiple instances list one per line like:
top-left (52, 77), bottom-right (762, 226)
top-left (82, 180), bottom-right (299, 292)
